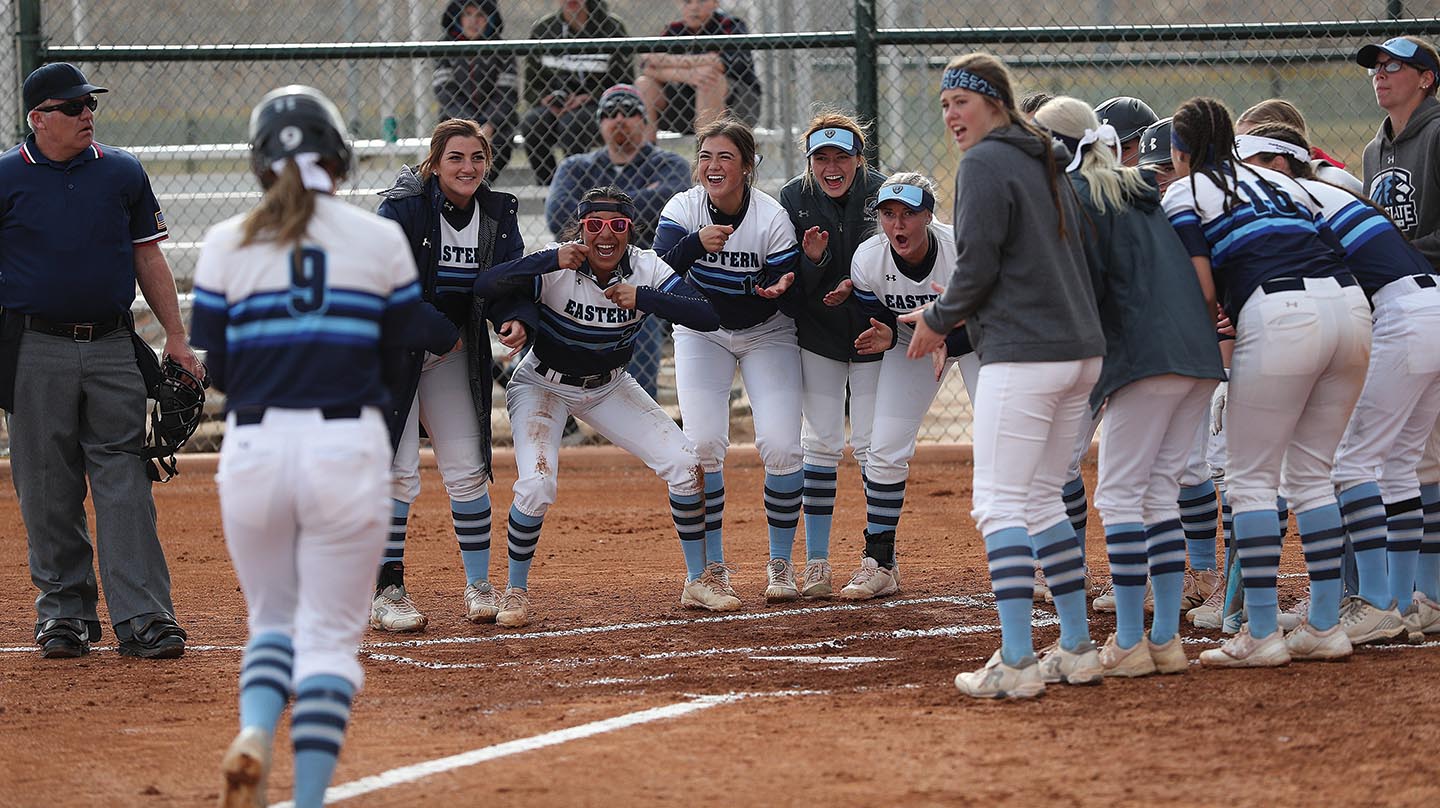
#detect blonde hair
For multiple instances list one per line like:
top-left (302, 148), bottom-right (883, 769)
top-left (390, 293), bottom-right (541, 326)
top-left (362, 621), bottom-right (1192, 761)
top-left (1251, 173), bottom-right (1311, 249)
top-left (1035, 96), bottom-right (1150, 215)
top-left (1237, 99), bottom-right (1307, 134)
top-left (881, 170), bottom-right (937, 196)
top-left (240, 160), bottom-right (318, 247)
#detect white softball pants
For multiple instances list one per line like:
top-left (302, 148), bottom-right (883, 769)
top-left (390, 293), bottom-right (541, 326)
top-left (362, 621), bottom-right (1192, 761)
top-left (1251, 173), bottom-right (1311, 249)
top-left (674, 313), bottom-right (803, 475)
top-left (219, 407), bottom-right (390, 690)
top-left (390, 347), bottom-right (488, 504)
top-left (971, 357), bottom-right (1103, 536)
top-left (1332, 275), bottom-right (1440, 500)
top-left (1225, 278), bottom-right (1371, 515)
top-left (866, 344), bottom-right (979, 486)
top-left (1066, 409), bottom-right (1105, 482)
top-left (1095, 374), bottom-right (1219, 526)
top-left (799, 349), bottom-right (880, 469)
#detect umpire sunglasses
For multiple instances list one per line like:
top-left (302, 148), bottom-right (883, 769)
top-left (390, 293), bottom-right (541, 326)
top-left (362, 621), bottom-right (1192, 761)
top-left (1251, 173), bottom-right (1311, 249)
top-left (36, 96), bottom-right (98, 117)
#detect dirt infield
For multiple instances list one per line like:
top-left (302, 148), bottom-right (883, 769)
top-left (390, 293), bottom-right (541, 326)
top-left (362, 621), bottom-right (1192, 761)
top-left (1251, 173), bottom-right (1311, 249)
top-left (1, 445), bottom-right (1437, 807)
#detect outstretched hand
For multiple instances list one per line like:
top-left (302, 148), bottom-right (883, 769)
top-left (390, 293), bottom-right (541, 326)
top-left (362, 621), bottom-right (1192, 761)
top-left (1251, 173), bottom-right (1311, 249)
top-left (823, 279), bottom-right (853, 307)
top-left (755, 272), bottom-right (795, 299)
top-left (854, 318), bottom-right (893, 355)
top-left (802, 226), bottom-right (830, 264)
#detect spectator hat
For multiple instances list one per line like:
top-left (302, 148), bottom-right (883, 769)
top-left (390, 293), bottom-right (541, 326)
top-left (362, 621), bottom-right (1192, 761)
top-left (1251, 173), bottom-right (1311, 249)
top-left (598, 85), bottom-right (646, 119)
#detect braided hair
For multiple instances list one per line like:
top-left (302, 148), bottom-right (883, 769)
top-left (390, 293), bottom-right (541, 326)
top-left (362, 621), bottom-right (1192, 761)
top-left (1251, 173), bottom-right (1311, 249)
top-left (1172, 97), bottom-right (1243, 212)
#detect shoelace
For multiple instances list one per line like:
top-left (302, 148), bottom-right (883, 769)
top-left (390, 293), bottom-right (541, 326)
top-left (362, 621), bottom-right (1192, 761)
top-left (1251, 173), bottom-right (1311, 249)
top-left (1199, 574), bottom-right (1227, 609)
top-left (803, 562), bottom-right (829, 585)
top-left (500, 590), bottom-right (528, 610)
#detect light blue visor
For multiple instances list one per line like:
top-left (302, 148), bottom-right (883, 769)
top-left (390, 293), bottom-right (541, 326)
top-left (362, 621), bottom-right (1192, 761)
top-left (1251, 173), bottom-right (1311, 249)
top-left (869, 183), bottom-right (935, 213)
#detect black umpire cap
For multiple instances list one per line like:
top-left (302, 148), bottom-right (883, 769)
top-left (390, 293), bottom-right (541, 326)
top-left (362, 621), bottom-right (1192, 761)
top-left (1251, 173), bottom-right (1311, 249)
top-left (1137, 117), bottom-right (1174, 167)
top-left (23, 63), bottom-right (107, 112)
top-left (1094, 96), bottom-right (1158, 144)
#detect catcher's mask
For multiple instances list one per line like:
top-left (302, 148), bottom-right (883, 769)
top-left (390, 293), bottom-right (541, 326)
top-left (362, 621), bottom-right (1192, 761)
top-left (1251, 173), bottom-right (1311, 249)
top-left (145, 357), bottom-right (209, 482)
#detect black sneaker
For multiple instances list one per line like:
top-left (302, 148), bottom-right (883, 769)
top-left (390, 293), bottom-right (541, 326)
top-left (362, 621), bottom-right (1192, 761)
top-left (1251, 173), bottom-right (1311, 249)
top-left (36, 618), bottom-right (90, 659)
top-left (115, 613), bottom-right (187, 659)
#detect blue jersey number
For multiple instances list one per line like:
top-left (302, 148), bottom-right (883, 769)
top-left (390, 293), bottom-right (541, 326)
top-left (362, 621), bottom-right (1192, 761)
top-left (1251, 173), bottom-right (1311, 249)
top-left (1237, 179), bottom-right (1303, 219)
top-left (288, 247), bottom-right (329, 316)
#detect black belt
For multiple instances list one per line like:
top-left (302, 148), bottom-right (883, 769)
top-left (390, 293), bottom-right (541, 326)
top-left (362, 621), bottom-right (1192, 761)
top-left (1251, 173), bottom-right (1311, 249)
top-left (1411, 274), bottom-right (1438, 288)
top-left (534, 361), bottom-right (615, 389)
top-left (1260, 274), bottom-right (1358, 294)
top-left (234, 405), bottom-right (362, 426)
top-left (23, 313), bottom-right (126, 342)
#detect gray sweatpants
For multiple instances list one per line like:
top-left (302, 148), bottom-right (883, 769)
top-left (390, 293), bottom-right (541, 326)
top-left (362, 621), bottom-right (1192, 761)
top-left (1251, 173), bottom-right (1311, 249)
top-left (6, 329), bottom-right (174, 632)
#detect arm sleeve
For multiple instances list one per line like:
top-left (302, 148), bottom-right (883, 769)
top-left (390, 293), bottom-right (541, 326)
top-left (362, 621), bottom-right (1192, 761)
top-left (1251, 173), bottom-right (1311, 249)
top-left (922, 161), bottom-right (1007, 334)
top-left (128, 165), bottom-right (168, 245)
top-left (1162, 180), bottom-right (1211, 258)
top-left (635, 272), bottom-right (720, 331)
top-left (381, 240), bottom-right (458, 355)
top-left (188, 238), bottom-right (229, 391)
top-left (848, 265), bottom-right (896, 329)
top-left (474, 249), bottom-right (559, 298)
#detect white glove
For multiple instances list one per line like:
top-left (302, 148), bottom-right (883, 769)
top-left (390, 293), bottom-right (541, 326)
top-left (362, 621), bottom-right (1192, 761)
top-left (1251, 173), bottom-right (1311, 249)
top-left (1210, 381), bottom-right (1227, 436)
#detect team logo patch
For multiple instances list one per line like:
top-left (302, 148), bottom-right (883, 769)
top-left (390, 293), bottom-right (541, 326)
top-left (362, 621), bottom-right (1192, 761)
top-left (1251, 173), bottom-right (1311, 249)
top-left (824, 129), bottom-right (836, 137)
top-left (155, 211), bottom-right (166, 230)
top-left (1370, 168), bottom-right (1418, 230)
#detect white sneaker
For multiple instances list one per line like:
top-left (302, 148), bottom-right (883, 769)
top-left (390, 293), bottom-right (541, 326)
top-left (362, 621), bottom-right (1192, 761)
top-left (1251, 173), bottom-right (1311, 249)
top-left (1276, 596), bottom-right (1310, 632)
top-left (1187, 570), bottom-right (1229, 629)
top-left (681, 572), bottom-right (742, 612)
top-left (1033, 565), bottom-right (1050, 603)
top-left (1037, 640), bottom-right (1104, 685)
top-left (1407, 592), bottom-right (1440, 637)
top-left (764, 558), bottom-right (801, 603)
top-left (1199, 625), bottom-right (1290, 668)
top-left (220, 726), bottom-right (271, 808)
top-left (1147, 635), bottom-right (1189, 674)
top-left (1284, 622), bottom-right (1353, 661)
top-left (1092, 579), bottom-right (1116, 612)
top-left (1098, 634), bottom-right (1156, 678)
top-left (369, 584), bottom-right (427, 632)
top-left (1182, 568), bottom-right (1222, 612)
top-left (837, 556), bottom-right (900, 600)
top-left (800, 559), bottom-right (833, 599)
top-left (1338, 596), bottom-right (1405, 645)
top-left (955, 650), bottom-right (1045, 699)
top-left (464, 581), bottom-right (499, 623)
top-left (496, 587), bottom-right (531, 628)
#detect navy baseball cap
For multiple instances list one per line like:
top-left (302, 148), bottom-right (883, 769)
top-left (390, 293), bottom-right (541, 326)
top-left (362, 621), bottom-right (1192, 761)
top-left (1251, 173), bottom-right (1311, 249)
top-left (23, 63), bottom-right (107, 112)
top-left (1356, 37), bottom-right (1440, 77)
top-left (805, 127), bottom-right (860, 157)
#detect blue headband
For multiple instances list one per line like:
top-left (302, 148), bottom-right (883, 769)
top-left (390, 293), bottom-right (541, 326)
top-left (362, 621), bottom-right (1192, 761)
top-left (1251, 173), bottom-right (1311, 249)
top-left (940, 68), bottom-right (1002, 100)
top-left (1170, 128), bottom-right (1189, 154)
top-left (806, 127), bottom-right (859, 157)
top-left (870, 183), bottom-right (935, 213)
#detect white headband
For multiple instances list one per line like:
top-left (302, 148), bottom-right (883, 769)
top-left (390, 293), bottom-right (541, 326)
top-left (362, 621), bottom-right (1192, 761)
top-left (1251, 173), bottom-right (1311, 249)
top-left (1234, 134), bottom-right (1309, 163)
top-left (270, 152), bottom-right (334, 193)
top-left (1065, 124), bottom-right (1121, 172)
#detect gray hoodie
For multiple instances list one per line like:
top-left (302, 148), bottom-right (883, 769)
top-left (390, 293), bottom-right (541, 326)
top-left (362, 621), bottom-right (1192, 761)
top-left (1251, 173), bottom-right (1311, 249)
top-left (923, 125), bottom-right (1104, 365)
top-left (1362, 95), bottom-right (1440, 269)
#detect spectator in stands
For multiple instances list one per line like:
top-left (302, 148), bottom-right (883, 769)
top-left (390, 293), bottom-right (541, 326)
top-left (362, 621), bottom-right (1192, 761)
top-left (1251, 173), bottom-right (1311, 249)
top-left (434, 0), bottom-right (520, 178)
top-left (520, 0), bottom-right (632, 185)
top-left (546, 85), bottom-right (692, 397)
top-left (636, 0), bottom-right (762, 139)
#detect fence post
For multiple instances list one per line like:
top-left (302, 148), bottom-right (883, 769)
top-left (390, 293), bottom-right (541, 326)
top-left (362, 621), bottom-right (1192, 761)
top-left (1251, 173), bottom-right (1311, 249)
top-left (15, 0), bottom-right (43, 141)
top-left (854, 0), bottom-right (880, 164)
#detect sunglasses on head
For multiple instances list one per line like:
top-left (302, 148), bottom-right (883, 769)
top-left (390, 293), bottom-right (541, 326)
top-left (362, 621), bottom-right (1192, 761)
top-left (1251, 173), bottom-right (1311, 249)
top-left (36, 96), bottom-right (98, 117)
top-left (582, 217), bottom-right (632, 235)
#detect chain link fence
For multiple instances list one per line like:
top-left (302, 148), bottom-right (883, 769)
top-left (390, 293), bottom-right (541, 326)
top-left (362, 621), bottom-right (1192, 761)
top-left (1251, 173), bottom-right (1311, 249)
top-left (5, 1), bottom-right (1437, 453)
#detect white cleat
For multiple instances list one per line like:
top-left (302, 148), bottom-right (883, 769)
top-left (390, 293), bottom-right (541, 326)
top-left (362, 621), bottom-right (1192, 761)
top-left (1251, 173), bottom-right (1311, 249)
top-left (1147, 635), bottom-right (1190, 674)
top-left (681, 572), bottom-right (742, 612)
top-left (1276, 596), bottom-right (1310, 632)
top-left (955, 650), bottom-right (1045, 699)
top-left (464, 580), bottom-right (499, 623)
top-left (1284, 622), bottom-right (1353, 661)
top-left (1037, 640), bottom-right (1104, 685)
top-left (1338, 596), bottom-right (1405, 645)
top-left (837, 556), bottom-right (900, 601)
top-left (1199, 625), bottom-right (1290, 668)
top-left (369, 584), bottom-right (427, 632)
top-left (800, 559), bottom-right (833, 599)
top-left (220, 726), bottom-right (271, 808)
top-left (496, 587), bottom-right (531, 628)
top-left (764, 558), bottom-right (801, 603)
top-left (1098, 634), bottom-right (1156, 678)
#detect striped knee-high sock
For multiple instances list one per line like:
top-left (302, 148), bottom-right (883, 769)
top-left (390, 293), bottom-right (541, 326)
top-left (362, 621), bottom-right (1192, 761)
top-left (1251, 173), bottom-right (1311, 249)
top-left (704, 470), bottom-right (725, 566)
top-left (1146, 519), bottom-right (1187, 644)
top-left (1386, 496), bottom-right (1424, 612)
top-left (985, 526), bottom-right (1036, 666)
top-left (1419, 483), bottom-right (1440, 602)
top-left (1062, 476), bottom-right (1089, 557)
top-left (1033, 519), bottom-right (1090, 652)
top-left (382, 499), bottom-right (409, 568)
top-left (238, 632), bottom-right (293, 735)
top-left (291, 674), bottom-right (354, 808)
top-left (801, 463), bottom-right (837, 561)
top-left (671, 491), bottom-right (707, 580)
top-left (1338, 482), bottom-right (1390, 608)
top-left (1277, 496), bottom-right (1290, 537)
top-left (764, 470), bottom-right (803, 561)
top-left (1233, 510), bottom-right (1283, 638)
top-left (505, 507), bottom-right (545, 590)
top-left (1298, 505), bottom-right (1346, 631)
top-left (1178, 480), bottom-right (1219, 572)
top-left (453, 492), bottom-right (493, 586)
top-left (864, 478), bottom-right (906, 537)
top-left (1104, 523), bottom-right (1148, 649)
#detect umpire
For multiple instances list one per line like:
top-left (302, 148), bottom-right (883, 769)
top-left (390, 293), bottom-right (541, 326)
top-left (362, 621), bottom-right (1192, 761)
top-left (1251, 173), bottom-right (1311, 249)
top-left (0, 64), bottom-right (199, 659)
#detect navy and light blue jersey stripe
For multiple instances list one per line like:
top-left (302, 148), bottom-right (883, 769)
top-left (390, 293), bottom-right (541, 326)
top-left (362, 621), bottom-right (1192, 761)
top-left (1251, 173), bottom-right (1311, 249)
top-left (1298, 178), bottom-right (1433, 296)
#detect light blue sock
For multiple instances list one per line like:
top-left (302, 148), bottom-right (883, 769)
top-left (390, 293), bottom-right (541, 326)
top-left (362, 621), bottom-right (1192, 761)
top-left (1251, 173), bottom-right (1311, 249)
top-left (1104, 522), bottom-right (1147, 649)
top-left (292, 674), bottom-right (354, 808)
top-left (1386, 496), bottom-right (1424, 612)
top-left (704, 470), bottom-right (725, 566)
top-left (764, 470), bottom-right (803, 560)
top-left (1419, 483), bottom-right (1440, 602)
top-left (238, 632), bottom-right (292, 735)
top-left (1297, 505), bottom-right (1345, 631)
top-left (1032, 519), bottom-right (1090, 651)
top-left (382, 499), bottom-right (409, 568)
top-left (864, 478), bottom-right (907, 536)
top-left (505, 507), bottom-right (544, 590)
top-left (1233, 510), bottom-right (1282, 638)
top-left (984, 526), bottom-right (1036, 665)
top-left (1146, 519), bottom-right (1186, 644)
top-left (452, 492), bottom-right (493, 586)
top-left (1178, 480), bottom-right (1219, 571)
top-left (802, 463), bottom-right (836, 561)
top-left (1337, 482), bottom-right (1389, 608)
top-left (670, 491), bottom-right (707, 580)
top-left (1062, 476), bottom-right (1088, 558)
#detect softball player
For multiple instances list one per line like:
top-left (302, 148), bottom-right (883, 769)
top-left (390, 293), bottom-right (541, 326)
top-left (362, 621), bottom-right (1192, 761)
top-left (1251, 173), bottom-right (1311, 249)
top-left (1239, 123), bottom-right (1440, 643)
top-left (832, 173), bottom-right (978, 600)
top-left (192, 86), bottom-right (460, 808)
top-left (1163, 98), bottom-right (1372, 668)
top-left (475, 187), bottom-right (723, 623)
top-left (779, 113), bottom-right (887, 599)
top-left (651, 116), bottom-right (805, 605)
top-left (911, 53), bottom-right (1105, 699)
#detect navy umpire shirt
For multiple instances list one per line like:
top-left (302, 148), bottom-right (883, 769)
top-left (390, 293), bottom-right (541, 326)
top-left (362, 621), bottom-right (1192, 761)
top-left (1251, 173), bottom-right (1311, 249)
top-left (0, 135), bottom-right (168, 323)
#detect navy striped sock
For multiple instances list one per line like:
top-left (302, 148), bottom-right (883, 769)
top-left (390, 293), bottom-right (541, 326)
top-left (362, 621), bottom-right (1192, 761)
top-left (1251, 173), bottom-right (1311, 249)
top-left (1033, 519), bottom-right (1090, 651)
top-left (671, 491), bottom-right (706, 580)
top-left (1419, 483), bottom-right (1440, 602)
top-left (1178, 480), bottom-right (1219, 571)
top-left (238, 632), bottom-right (292, 735)
top-left (1277, 495), bottom-right (1290, 537)
top-left (864, 478), bottom-right (906, 536)
top-left (1062, 475), bottom-right (1089, 557)
top-left (1386, 496), bottom-right (1424, 612)
top-left (1338, 482), bottom-right (1389, 608)
top-left (1146, 519), bottom-right (1186, 644)
top-left (1233, 510), bottom-right (1282, 638)
top-left (291, 674), bottom-right (354, 808)
top-left (453, 492), bottom-right (492, 586)
top-left (704, 470), bottom-right (725, 566)
top-left (802, 463), bottom-right (837, 561)
top-left (382, 499), bottom-right (409, 567)
top-left (1297, 505), bottom-right (1345, 631)
top-left (506, 507), bottom-right (544, 590)
top-left (985, 527), bottom-right (1036, 665)
top-left (764, 471), bottom-right (803, 560)
top-left (1105, 523), bottom-right (1147, 648)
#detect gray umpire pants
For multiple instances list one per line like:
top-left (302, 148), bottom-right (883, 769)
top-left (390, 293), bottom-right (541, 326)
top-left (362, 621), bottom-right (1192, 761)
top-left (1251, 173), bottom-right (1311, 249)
top-left (6, 328), bottom-right (175, 633)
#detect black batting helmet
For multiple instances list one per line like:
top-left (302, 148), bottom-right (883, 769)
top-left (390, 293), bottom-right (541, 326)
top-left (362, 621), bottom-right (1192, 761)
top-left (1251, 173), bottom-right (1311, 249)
top-left (1094, 96), bottom-right (1159, 143)
top-left (1137, 117), bottom-right (1174, 167)
top-left (248, 85), bottom-right (354, 183)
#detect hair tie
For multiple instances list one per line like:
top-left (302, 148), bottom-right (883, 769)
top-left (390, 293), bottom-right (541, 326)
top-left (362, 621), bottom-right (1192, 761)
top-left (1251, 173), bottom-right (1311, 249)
top-left (940, 68), bottom-right (1002, 100)
top-left (271, 152), bottom-right (334, 192)
top-left (1064, 124), bottom-right (1120, 172)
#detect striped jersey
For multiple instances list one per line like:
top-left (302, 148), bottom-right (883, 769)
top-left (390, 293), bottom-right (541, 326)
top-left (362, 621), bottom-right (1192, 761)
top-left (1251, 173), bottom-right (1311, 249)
top-left (1295, 177), bottom-right (1434, 296)
top-left (434, 202), bottom-right (483, 296)
top-left (653, 185), bottom-right (800, 330)
top-left (1163, 162), bottom-right (1348, 318)
top-left (851, 223), bottom-right (957, 345)
top-left (190, 194), bottom-right (454, 411)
